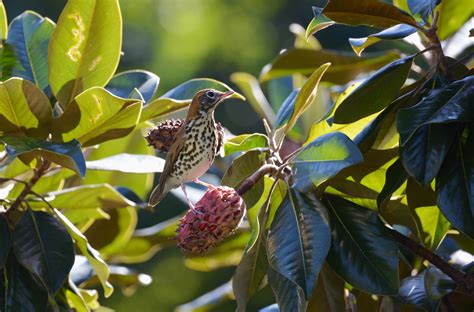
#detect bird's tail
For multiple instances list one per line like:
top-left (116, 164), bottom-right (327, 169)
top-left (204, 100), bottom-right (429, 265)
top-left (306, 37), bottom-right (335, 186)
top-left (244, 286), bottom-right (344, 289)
top-left (147, 181), bottom-right (172, 211)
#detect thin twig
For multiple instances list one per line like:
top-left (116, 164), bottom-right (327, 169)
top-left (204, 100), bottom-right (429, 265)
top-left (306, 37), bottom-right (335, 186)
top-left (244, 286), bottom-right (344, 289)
top-left (236, 164), bottom-right (279, 196)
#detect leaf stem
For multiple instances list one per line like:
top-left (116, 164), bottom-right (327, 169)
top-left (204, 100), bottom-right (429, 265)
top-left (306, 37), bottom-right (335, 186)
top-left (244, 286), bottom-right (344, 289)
top-left (237, 164), bottom-right (279, 196)
top-left (388, 228), bottom-right (474, 297)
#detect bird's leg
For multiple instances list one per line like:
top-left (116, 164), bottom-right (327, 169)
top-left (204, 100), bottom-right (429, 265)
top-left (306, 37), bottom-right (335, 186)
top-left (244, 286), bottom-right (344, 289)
top-left (182, 184), bottom-right (203, 214)
top-left (193, 179), bottom-right (213, 188)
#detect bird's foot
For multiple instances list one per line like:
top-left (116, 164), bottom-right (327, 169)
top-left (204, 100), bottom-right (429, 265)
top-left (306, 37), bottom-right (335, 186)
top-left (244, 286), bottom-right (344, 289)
top-left (193, 179), bottom-right (214, 188)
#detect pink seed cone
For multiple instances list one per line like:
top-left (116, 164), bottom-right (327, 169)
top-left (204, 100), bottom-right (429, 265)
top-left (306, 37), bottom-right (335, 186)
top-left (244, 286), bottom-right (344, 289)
top-left (176, 186), bottom-right (245, 254)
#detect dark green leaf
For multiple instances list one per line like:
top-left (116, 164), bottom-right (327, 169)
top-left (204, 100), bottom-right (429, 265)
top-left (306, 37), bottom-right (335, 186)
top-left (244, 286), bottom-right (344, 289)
top-left (436, 126), bottom-right (474, 238)
top-left (0, 136), bottom-right (86, 176)
top-left (400, 123), bottom-right (456, 187)
top-left (320, 0), bottom-right (419, 28)
top-left (86, 153), bottom-right (165, 173)
top-left (408, 0), bottom-right (440, 21)
top-left (323, 195), bottom-right (399, 294)
top-left (0, 214), bottom-right (10, 268)
top-left (105, 70), bottom-right (160, 104)
top-left (334, 56), bottom-right (413, 124)
top-left (306, 264), bottom-right (345, 312)
top-left (349, 24), bottom-right (417, 56)
top-left (5, 11), bottom-right (54, 94)
top-left (267, 190), bottom-right (331, 297)
top-left (267, 267), bottom-right (307, 312)
top-left (377, 158), bottom-right (407, 208)
top-left (13, 211), bottom-right (74, 295)
top-left (224, 134), bottom-right (268, 156)
top-left (397, 76), bottom-right (474, 146)
top-left (292, 132), bottom-right (363, 192)
top-left (260, 48), bottom-right (400, 84)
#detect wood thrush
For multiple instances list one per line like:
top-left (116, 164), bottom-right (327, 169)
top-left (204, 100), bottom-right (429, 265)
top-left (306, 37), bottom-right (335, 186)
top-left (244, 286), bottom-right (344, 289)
top-left (147, 89), bottom-right (236, 210)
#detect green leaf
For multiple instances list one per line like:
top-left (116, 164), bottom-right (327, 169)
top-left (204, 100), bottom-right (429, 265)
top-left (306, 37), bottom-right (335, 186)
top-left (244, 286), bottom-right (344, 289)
top-left (53, 87), bottom-right (142, 147)
top-left (48, 0), bottom-right (122, 107)
top-left (53, 208), bottom-right (114, 297)
top-left (397, 76), bottom-right (474, 146)
top-left (349, 24), bottom-right (417, 56)
top-left (275, 89), bottom-right (298, 128)
top-left (0, 2), bottom-right (7, 40)
top-left (13, 210), bottom-right (74, 295)
top-left (323, 195), bottom-right (399, 295)
top-left (230, 72), bottom-right (276, 124)
top-left (305, 11), bottom-right (335, 39)
top-left (0, 78), bottom-right (52, 139)
top-left (107, 265), bottom-right (152, 293)
top-left (436, 126), bottom-right (474, 238)
top-left (140, 78), bottom-right (243, 122)
top-left (222, 150), bottom-right (266, 210)
top-left (377, 158), bottom-right (407, 208)
top-left (267, 190), bottom-right (331, 297)
top-left (224, 134), bottom-right (268, 156)
top-left (260, 48), bottom-right (400, 84)
top-left (176, 282), bottom-right (233, 312)
top-left (334, 55), bottom-right (413, 124)
top-left (267, 267), bottom-right (307, 312)
top-left (105, 70), bottom-right (159, 104)
top-left (306, 264), bottom-right (345, 312)
top-left (0, 214), bottom-right (10, 268)
top-left (437, 0), bottom-right (474, 40)
top-left (292, 132), bottom-right (363, 192)
top-left (86, 153), bottom-right (165, 173)
top-left (285, 63), bottom-right (330, 131)
top-left (0, 136), bottom-right (86, 176)
top-left (5, 11), bottom-right (54, 93)
top-left (319, 0), bottom-right (419, 28)
top-left (408, 0), bottom-right (440, 22)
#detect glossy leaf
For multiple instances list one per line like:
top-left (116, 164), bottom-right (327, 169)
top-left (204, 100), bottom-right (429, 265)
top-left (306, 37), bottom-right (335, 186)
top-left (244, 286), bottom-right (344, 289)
top-left (140, 98), bottom-right (189, 122)
top-left (349, 24), bottom-right (417, 56)
top-left (292, 132), bottom-right (363, 192)
top-left (437, 0), bottom-right (474, 39)
top-left (86, 153), bottom-right (165, 173)
top-left (285, 63), bottom-right (330, 131)
top-left (105, 70), bottom-right (159, 104)
top-left (436, 127), bottom-right (474, 238)
top-left (48, 0), bottom-right (122, 107)
top-left (334, 56), bottom-right (413, 124)
top-left (54, 209), bottom-right (114, 297)
top-left (275, 89), bottom-right (298, 128)
top-left (53, 87), bottom-right (141, 147)
top-left (305, 8), bottom-right (335, 39)
top-left (323, 195), bottom-right (399, 295)
top-left (224, 134), bottom-right (268, 156)
top-left (0, 214), bottom-right (10, 268)
top-left (320, 0), bottom-right (419, 28)
top-left (260, 48), bottom-right (399, 84)
top-left (267, 190), bottom-right (331, 297)
top-left (306, 264), bottom-right (345, 312)
top-left (267, 267), bottom-right (307, 312)
top-left (230, 72), bottom-right (276, 124)
top-left (377, 158), bottom-right (407, 207)
top-left (13, 210), bottom-right (74, 295)
top-left (400, 123), bottom-right (455, 187)
top-left (408, 0), bottom-right (440, 21)
top-left (0, 78), bottom-right (52, 139)
top-left (0, 136), bottom-right (86, 176)
top-left (5, 11), bottom-right (54, 93)
top-left (0, 2), bottom-right (6, 40)
top-left (397, 76), bottom-right (474, 146)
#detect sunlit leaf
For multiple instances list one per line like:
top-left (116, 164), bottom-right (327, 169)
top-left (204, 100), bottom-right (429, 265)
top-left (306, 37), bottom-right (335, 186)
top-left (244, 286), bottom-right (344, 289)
top-left (267, 190), bottom-right (331, 298)
top-left (48, 0), bottom-right (122, 107)
top-left (224, 134), bottom-right (268, 157)
top-left (349, 24), bottom-right (417, 56)
top-left (334, 55), bottom-right (413, 124)
top-left (53, 87), bottom-right (142, 147)
top-left (4, 11), bottom-right (54, 93)
top-left (0, 78), bottom-right (52, 139)
top-left (275, 89), bottom-right (298, 128)
top-left (319, 0), bottom-right (419, 28)
top-left (86, 153), bottom-right (165, 173)
top-left (436, 0), bottom-right (474, 39)
top-left (377, 158), bottom-right (407, 208)
top-left (0, 136), bottom-right (85, 176)
top-left (408, 0), bottom-right (440, 22)
top-left (0, 2), bottom-right (7, 40)
top-left (13, 210), bottom-right (74, 295)
top-left (323, 195), bottom-right (399, 295)
top-left (292, 132), bottom-right (363, 192)
top-left (260, 49), bottom-right (400, 84)
top-left (105, 70), bottom-right (159, 104)
top-left (305, 8), bottom-right (335, 39)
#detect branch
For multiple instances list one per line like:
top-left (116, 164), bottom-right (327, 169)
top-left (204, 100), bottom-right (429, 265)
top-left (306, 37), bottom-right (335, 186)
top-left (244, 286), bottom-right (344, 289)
top-left (388, 228), bottom-right (474, 297)
top-left (4, 160), bottom-right (50, 227)
top-left (236, 164), bottom-right (279, 196)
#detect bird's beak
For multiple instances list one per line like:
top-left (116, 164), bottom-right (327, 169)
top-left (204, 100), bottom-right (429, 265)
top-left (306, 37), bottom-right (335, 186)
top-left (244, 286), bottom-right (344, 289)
top-left (218, 90), bottom-right (246, 102)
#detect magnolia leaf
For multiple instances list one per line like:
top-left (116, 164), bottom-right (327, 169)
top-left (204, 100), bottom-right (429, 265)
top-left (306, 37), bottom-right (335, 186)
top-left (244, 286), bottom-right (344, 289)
top-left (86, 153), bottom-right (165, 173)
top-left (408, 0), bottom-right (440, 22)
top-left (437, 0), bottom-right (474, 40)
top-left (224, 134), bottom-right (268, 156)
top-left (0, 214), bottom-right (11, 268)
top-left (105, 70), bottom-right (160, 104)
top-left (0, 2), bottom-right (6, 40)
top-left (267, 267), bottom-right (307, 312)
top-left (49, 0), bottom-right (122, 107)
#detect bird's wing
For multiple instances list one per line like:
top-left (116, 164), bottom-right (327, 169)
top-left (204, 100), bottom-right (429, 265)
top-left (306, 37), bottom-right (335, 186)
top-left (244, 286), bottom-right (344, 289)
top-left (148, 124), bottom-right (187, 206)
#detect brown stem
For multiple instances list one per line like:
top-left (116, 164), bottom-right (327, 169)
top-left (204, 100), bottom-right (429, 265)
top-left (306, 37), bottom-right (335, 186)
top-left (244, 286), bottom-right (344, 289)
top-left (236, 164), bottom-right (279, 196)
top-left (388, 228), bottom-right (474, 297)
top-left (4, 160), bottom-right (51, 228)
top-left (423, 12), bottom-right (453, 80)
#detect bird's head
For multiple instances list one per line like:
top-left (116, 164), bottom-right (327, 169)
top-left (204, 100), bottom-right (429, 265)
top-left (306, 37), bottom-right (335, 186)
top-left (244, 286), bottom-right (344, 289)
top-left (187, 89), bottom-right (236, 119)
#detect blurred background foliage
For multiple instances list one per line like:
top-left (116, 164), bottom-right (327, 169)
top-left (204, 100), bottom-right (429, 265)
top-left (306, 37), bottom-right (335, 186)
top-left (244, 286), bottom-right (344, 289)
top-left (3, 0), bottom-right (357, 310)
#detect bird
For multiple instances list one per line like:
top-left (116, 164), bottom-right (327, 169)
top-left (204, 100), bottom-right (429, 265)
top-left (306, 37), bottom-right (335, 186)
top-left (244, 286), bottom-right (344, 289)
top-left (147, 88), bottom-right (236, 210)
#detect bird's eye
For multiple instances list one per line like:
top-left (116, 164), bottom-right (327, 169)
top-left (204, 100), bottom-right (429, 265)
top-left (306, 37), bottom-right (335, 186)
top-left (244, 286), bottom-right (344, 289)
top-left (206, 91), bottom-right (215, 99)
